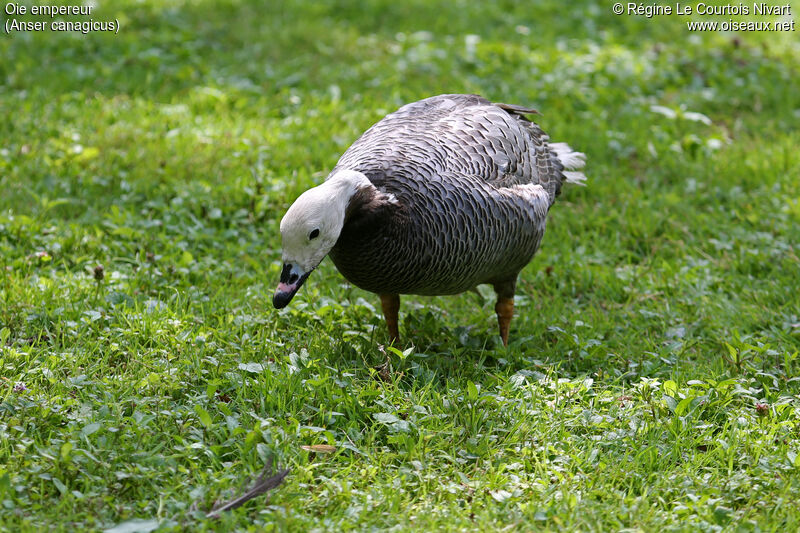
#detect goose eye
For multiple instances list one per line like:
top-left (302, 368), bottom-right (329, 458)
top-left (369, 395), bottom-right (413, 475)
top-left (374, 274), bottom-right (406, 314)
top-left (308, 228), bottom-right (320, 240)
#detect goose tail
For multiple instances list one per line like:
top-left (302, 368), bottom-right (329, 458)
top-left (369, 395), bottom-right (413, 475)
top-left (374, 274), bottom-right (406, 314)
top-left (550, 142), bottom-right (587, 187)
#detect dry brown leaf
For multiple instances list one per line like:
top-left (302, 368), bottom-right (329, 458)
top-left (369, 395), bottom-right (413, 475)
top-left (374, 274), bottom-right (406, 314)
top-left (301, 444), bottom-right (337, 454)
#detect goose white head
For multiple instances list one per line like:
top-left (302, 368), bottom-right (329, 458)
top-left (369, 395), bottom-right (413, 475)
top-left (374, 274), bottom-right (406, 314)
top-left (273, 170), bottom-right (372, 308)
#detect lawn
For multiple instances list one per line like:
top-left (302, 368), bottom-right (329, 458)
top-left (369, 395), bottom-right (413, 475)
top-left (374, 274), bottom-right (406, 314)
top-left (1, 0), bottom-right (799, 530)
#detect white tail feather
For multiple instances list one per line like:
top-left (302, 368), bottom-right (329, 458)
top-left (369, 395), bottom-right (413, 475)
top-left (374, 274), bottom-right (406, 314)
top-left (563, 171), bottom-right (587, 186)
top-left (550, 142), bottom-right (587, 186)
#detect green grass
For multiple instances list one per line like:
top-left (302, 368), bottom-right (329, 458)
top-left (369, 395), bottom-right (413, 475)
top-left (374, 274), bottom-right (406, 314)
top-left (1, 0), bottom-right (800, 530)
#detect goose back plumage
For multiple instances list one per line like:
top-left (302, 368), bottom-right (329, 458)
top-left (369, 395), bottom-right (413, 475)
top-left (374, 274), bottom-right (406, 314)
top-left (327, 93), bottom-right (585, 297)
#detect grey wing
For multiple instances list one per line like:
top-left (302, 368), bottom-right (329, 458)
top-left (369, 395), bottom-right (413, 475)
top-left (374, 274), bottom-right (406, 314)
top-left (333, 94), bottom-right (576, 204)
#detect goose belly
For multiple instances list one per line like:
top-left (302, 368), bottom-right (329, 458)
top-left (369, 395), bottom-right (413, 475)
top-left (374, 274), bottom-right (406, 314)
top-left (329, 206), bottom-right (544, 296)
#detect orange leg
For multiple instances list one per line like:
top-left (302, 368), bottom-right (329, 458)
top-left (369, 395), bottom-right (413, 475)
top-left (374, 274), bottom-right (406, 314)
top-left (380, 294), bottom-right (401, 345)
top-left (495, 296), bottom-right (514, 346)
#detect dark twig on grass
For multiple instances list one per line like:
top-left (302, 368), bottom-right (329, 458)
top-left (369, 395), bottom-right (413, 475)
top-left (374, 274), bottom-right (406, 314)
top-left (205, 459), bottom-right (290, 519)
